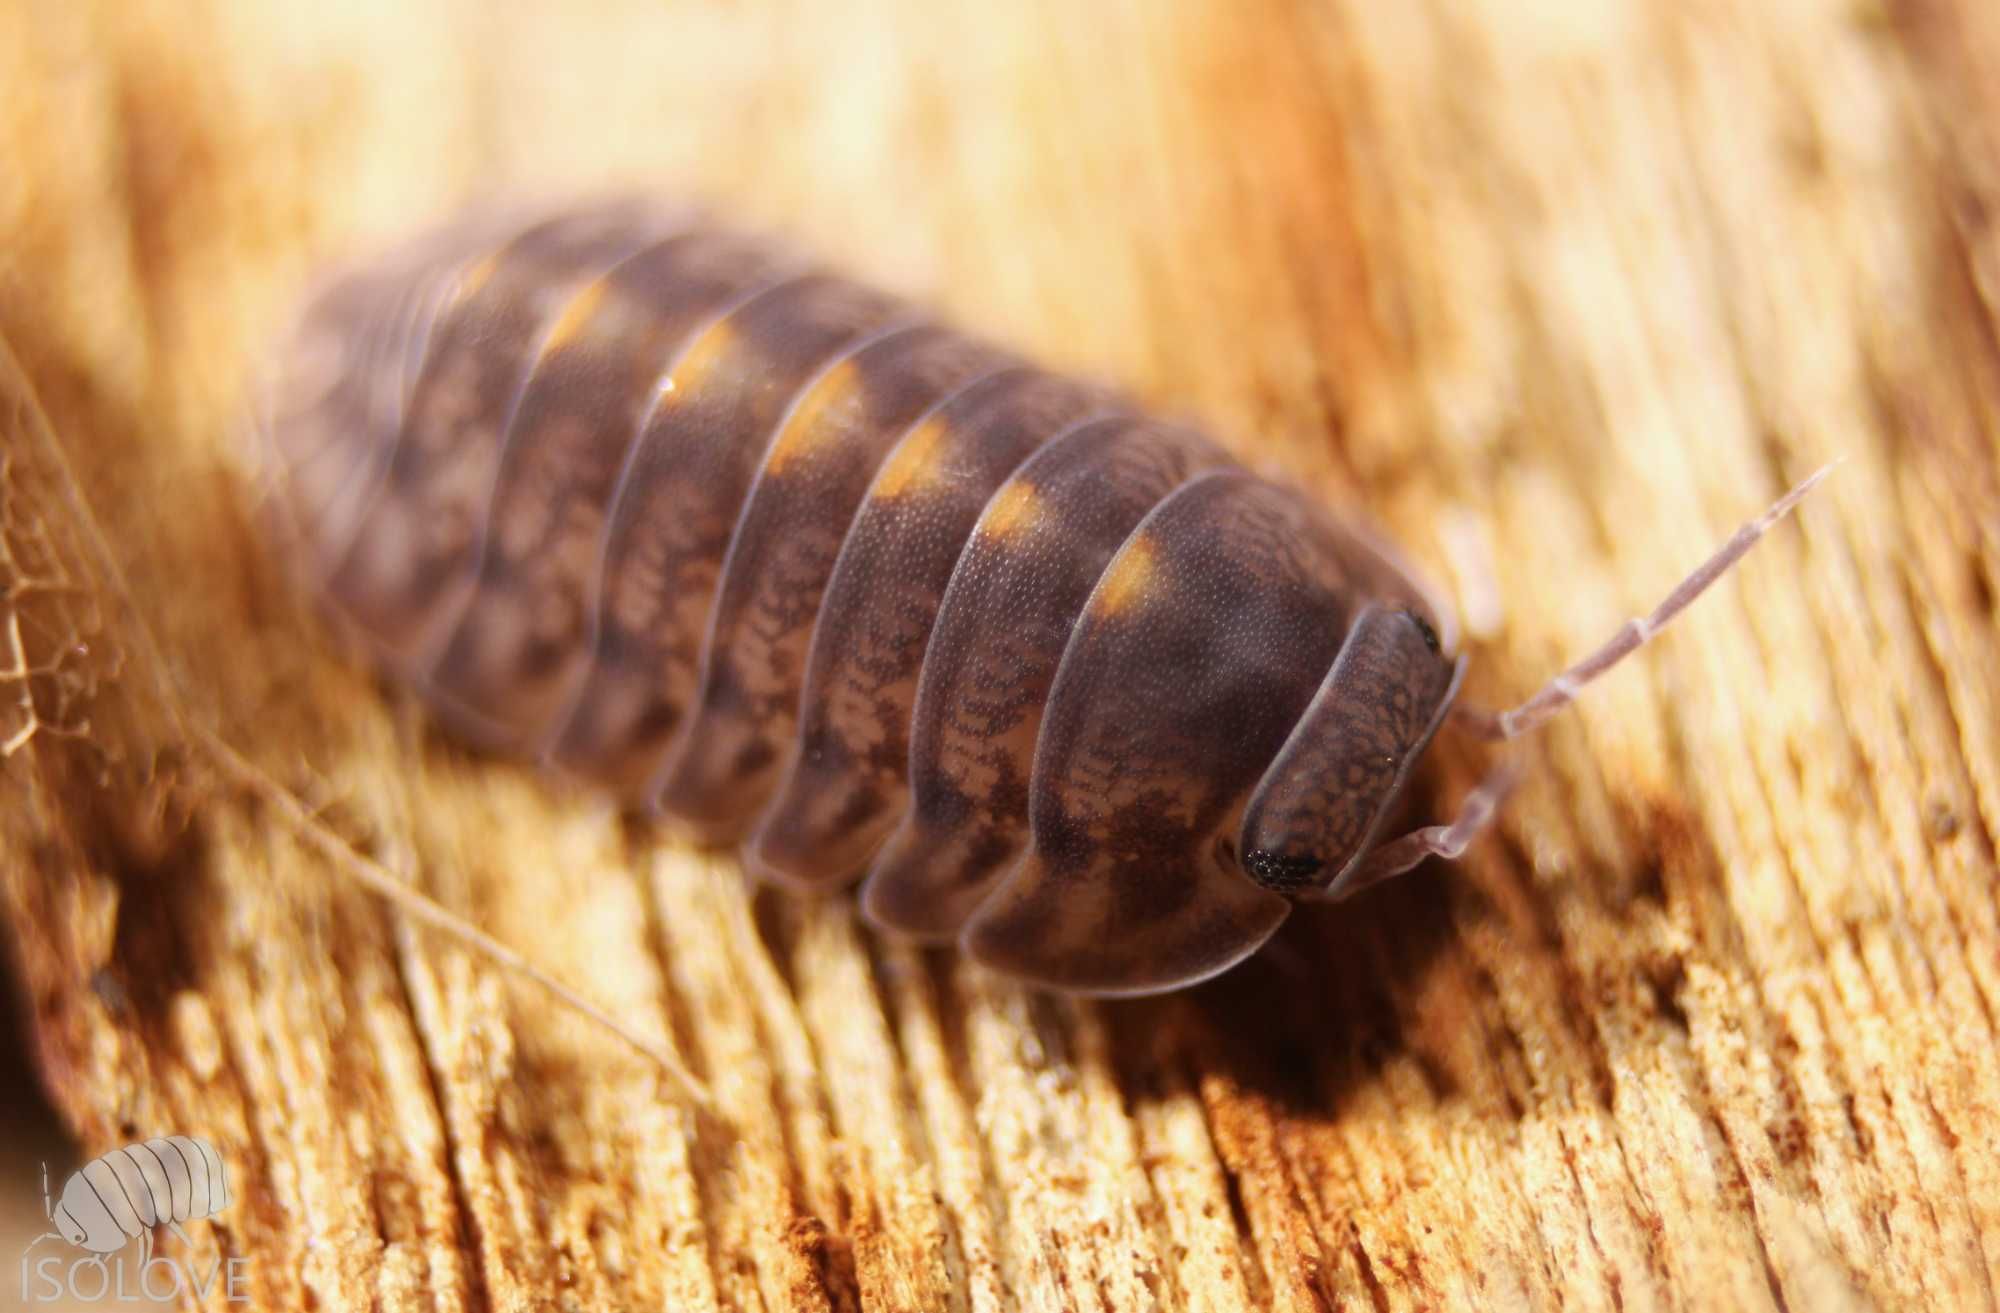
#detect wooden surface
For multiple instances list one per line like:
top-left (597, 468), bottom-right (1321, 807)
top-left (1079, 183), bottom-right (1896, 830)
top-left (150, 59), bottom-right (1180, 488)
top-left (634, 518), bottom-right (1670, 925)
top-left (4, 1), bottom-right (1998, 1309)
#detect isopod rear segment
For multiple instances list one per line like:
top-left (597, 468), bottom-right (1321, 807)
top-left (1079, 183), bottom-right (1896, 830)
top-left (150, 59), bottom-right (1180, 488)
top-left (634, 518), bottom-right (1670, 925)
top-left (258, 196), bottom-right (1826, 996)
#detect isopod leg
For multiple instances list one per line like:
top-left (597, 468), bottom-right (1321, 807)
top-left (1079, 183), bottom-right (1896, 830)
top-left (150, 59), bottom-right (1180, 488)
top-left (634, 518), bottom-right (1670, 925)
top-left (1452, 463), bottom-right (1832, 741)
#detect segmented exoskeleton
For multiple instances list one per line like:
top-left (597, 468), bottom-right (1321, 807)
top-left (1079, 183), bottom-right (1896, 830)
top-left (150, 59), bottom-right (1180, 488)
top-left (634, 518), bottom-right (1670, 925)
top-left (33, 1137), bottom-right (230, 1269)
top-left (258, 197), bottom-right (1822, 995)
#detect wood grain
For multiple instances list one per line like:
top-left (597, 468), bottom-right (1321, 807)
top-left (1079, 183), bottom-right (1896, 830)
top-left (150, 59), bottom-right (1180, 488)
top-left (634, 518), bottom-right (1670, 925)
top-left (3, 1), bottom-right (1996, 1308)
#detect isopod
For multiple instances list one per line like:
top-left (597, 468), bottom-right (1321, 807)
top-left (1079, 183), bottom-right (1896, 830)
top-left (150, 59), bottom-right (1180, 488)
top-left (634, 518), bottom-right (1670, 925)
top-left (33, 1137), bottom-right (231, 1269)
top-left (255, 197), bottom-right (1824, 997)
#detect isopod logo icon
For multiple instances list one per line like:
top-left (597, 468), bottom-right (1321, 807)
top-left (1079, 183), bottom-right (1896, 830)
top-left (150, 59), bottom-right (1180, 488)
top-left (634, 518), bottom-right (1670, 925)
top-left (20, 1136), bottom-right (251, 1305)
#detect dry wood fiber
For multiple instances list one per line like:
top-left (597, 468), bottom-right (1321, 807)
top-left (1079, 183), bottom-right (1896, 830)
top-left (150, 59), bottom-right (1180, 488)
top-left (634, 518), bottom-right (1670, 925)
top-left (2, 0), bottom-right (1998, 1309)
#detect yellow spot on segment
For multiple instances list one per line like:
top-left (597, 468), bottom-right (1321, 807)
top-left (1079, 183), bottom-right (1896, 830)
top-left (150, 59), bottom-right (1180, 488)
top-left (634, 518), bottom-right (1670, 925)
top-left (979, 481), bottom-right (1042, 541)
top-left (872, 416), bottom-right (951, 499)
top-left (1093, 534), bottom-right (1158, 616)
top-left (765, 362), bottom-right (859, 475)
top-left (660, 321), bottom-right (739, 402)
top-left (540, 279), bottom-right (610, 353)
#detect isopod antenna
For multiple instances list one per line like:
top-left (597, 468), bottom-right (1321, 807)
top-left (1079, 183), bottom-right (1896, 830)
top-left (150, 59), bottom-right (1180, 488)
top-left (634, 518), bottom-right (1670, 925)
top-left (1331, 462), bottom-right (1835, 902)
top-left (25, 1159), bottom-right (64, 1256)
top-left (1452, 462), bottom-right (1835, 742)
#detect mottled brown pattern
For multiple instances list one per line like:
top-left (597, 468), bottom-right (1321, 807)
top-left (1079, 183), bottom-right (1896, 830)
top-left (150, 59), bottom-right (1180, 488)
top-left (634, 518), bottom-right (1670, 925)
top-left (263, 267), bottom-right (413, 568)
top-left (862, 416), bottom-right (1228, 940)
top-left (653, 325), bottom-right (1013, 838)
top-left (1239, 604), bottom-right (1462, 894)
top-left (959, 472), bottom-right (1399, 992)
top-left (422, 231), bottom-right (796, 751)
top-left (325, 202), bottom-right (671, 667)
top-left (744, 370), bottom-right (1104, 888)
top-left (263, 202), bottom-right (1466, 993)
top-left (264, 223), bottom-right (498, 589)
top-left (547, 272), bottom-right (906, 796)
top-left (12, 3), bottom-right (2000, 1308)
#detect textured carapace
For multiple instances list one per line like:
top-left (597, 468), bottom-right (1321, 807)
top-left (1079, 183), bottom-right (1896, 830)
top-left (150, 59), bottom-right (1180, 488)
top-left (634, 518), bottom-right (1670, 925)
top-left (258, 196), bottom-right (1823, 996)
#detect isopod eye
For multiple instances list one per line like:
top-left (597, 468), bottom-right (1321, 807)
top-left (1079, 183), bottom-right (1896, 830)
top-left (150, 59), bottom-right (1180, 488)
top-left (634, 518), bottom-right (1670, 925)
top-left (1406, 608), bottom-right (1442, 654)
top-left (1242, 849), bottom-right (1323, 893)
top-left (1237, 603), bottom-right (1464, 896)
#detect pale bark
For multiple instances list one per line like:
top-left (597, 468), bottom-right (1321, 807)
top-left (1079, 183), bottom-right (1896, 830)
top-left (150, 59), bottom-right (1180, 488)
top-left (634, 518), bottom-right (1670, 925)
top-left (3, 1), bottom-right (1997, 1308)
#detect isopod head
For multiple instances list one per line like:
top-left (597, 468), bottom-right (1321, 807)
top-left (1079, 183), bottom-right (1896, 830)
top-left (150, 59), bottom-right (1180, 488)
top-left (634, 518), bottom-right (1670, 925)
top-left (1237, 603), bottom-right (1465, 899)
top-left (250, 194), bottom-right (1831, 1003)
top-left (51, 1177), bottom-right (122, 1253)
top-left (953, 473), bottom-right (1447, 995)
